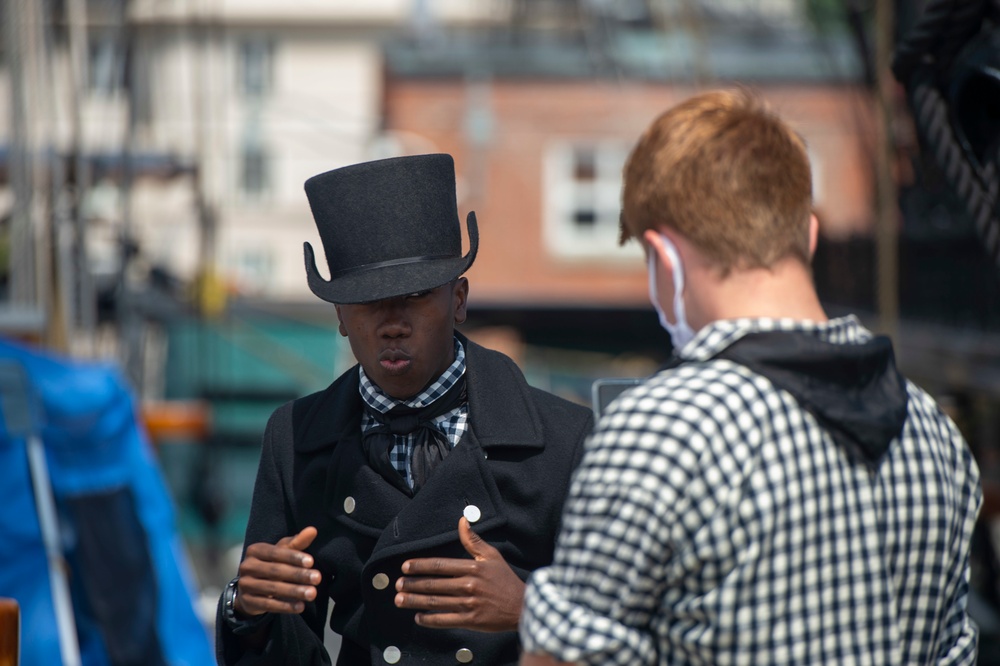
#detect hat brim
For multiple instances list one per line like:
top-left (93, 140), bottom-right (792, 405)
top-left (304, 211), bottom-right (479, 305)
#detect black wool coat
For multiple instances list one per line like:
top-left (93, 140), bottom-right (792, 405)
top-left (216, 335), bottom-right (593, 666)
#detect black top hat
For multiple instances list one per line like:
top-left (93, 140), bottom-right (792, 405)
top-left (303, 154), bottom-right (478, 304)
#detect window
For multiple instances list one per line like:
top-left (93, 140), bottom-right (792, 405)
top-left (238, 38), bottom-right (274, 98)
top-left (240, 143), bottom-right (270, 199)
top-left (228, 247), bottom-right (275, 294)
top-left (88, 35), bottom-right (124, 96)
top-left (543, 140), bottom-right (640, 261)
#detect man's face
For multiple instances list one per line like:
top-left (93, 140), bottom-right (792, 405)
top-left (335, 279), bottom-right (469, 400)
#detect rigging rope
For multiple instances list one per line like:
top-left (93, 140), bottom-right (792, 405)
top-left (891, 0), bottom-right (1000, 269)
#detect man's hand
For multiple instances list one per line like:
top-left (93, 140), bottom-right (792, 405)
top-left (235, 526), bottom-right (321, 617)
top-left (394, 517), bottom-right (524, 632)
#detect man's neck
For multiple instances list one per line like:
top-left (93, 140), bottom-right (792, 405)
top-left (692, 257), bottom-right (828, 327)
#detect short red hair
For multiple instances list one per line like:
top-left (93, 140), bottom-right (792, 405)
top-left (620, 89), bottom-right (813, 272)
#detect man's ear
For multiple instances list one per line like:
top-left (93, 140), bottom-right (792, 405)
top-left (642, 228), bottom-right (674, 274)
top-left (808, 213), bottom-right (819, 259)
top-left (334, 305), bottom-right (348, 337)
top-left (452, 277), bottom-right (469, 325)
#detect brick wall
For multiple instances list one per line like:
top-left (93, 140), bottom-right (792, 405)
top-left (384, 79), bottom-right (877, 308)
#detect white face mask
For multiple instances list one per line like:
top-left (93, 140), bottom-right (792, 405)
top-left (647, 234), bottom-right (697, 351)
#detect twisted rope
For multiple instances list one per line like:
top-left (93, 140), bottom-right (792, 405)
top-left (892, 0), bottom-right (1000, 269)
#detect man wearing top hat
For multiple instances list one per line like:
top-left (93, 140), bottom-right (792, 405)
top-left (215, 154), bottom-right (593, 665)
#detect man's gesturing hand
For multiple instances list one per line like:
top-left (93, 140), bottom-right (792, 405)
top-left (394, 517), bottom-right (525, 632)
top-left (235, 526), bottom-right (322, 617)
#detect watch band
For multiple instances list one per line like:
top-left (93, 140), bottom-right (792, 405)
top-left (223, 577), bottom-right (272, 636)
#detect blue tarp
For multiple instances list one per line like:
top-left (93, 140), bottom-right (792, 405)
top-left (0, 337), bottom-right (213, 666)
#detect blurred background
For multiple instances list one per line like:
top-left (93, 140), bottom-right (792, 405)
top-left (1, 0), bottom-right (999, 663)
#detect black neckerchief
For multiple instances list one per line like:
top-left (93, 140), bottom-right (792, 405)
top-left (361, 375), bottom-right (468, 495)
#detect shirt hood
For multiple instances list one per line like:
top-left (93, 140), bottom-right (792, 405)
top-left (679, 317), bottom-right (909, 468)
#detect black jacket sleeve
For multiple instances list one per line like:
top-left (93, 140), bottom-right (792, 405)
top-left (215, 404), bottom-right (332, 666)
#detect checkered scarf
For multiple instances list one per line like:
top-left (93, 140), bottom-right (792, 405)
top-left (359, 337), bottom-right (468, 488)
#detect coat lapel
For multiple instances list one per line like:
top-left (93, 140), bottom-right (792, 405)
top-left (325, 431), bottom-right (411, 539)
top-left (290, 367), bottom-right (407, 539)
top-left (461, 333), bottom-right (546, 451)
top-left (367, 430), bottom-right (504, 562)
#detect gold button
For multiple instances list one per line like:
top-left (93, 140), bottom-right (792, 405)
top-left (383, 646), bottom-right (401, 663)
top-left (463, 504), bottom-right (481, 523)
top-left (372, 573), bottom-right (390, 590)
top-left (456, 647), bottom-right (474, 663)
top-left (344, 496), bottom-right (356, 514)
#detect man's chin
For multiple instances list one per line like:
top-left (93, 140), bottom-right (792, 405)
top-left (373, 374), bottom-right (424, 401)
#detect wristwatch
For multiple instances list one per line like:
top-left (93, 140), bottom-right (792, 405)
top-left (223, 576), bottom-right (272, 635)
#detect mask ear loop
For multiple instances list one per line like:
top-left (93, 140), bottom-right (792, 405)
top-left (647, 251), bottom-right (670, 330)
top-left (657, 234), bottom-right (688, 327)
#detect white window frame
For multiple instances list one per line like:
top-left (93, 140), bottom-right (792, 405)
top-left (542, 139), bottom-right (642, 262)
top-left (808, 145), bottom-right (823, 208)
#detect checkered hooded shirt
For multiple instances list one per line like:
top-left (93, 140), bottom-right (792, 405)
top-left (521, 315), bottom-right (982, 665)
